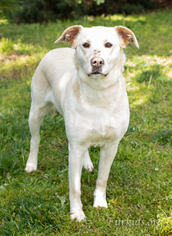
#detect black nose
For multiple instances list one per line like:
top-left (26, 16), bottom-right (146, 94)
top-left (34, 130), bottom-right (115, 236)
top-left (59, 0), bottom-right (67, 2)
top-left (91, 57), bottom-right (104, 68)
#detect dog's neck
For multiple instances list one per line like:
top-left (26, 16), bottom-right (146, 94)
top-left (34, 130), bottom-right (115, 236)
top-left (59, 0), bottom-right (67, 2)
top-left (76, 50), bottom-right (126, 110)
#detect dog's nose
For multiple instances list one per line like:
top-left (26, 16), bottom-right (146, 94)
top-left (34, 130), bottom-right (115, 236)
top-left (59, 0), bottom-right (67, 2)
top-left (91, 57), bottom-right (104, 68)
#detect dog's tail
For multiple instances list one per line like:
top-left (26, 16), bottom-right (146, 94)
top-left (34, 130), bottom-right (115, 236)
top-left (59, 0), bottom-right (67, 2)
top-left (50, 105), bottom-right (56, 117)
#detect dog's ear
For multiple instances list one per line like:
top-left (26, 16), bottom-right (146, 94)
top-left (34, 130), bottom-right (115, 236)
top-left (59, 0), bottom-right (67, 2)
top-left (54, 25), bottom-right (83, 46)
top-left (115, 26), bottom-right (139, 48)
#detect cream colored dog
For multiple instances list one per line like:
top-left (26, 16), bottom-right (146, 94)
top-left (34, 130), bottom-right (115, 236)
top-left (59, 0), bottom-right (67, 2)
top-left (25, 25), bottom-right (139, 221)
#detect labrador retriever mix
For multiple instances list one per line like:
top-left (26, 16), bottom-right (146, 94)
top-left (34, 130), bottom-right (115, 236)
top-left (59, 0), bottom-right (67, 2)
top-left (25, 25), bottom-right (139, 221)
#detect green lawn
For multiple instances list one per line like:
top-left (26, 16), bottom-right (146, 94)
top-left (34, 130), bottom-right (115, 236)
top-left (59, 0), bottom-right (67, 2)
top-left (0, 9), bottom-right (172, 235)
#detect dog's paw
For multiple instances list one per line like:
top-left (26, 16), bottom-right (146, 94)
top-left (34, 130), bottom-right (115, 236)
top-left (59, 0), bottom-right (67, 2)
top-left (83, 152), bottom-right (94, 172)
top-left (83, 162), bottom-right (94, 172)
top-left (25, 163), bottom-right (37, 173)
top-left (70, 211), bottom-right (86, 222)
top-left (93, 195), bottom-right (108, 208)
top-left (83, 157), bottom-right (94, 172)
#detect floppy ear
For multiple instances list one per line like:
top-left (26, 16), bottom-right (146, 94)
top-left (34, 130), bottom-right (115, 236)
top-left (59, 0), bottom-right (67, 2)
top-left (115, 26), bottom-right (139, 48)
top-left (54, 25), bottom-right (83, 46)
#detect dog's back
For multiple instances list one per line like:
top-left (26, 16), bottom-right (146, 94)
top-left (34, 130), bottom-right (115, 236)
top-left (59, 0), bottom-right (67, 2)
top-left (30, 47), bottom-right (75, 115)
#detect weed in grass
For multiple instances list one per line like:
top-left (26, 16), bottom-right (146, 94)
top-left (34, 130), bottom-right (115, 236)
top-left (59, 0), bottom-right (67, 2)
top-left (0, 9), bottom-right (172, 235)
top-left (152, 129), bottom-right (172, 146)
top-left (0, 38), bottom-right (14, 54)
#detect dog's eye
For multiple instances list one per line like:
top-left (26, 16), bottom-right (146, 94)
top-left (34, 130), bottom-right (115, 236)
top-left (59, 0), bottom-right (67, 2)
top-left (105, 42), bottom-right (113, 48)
top-left (82, 43), bottom-right (90, 48)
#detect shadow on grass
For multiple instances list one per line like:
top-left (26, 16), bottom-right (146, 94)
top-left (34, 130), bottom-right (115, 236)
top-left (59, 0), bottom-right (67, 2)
top-left (134, 64), bottom-right (162, 84)
top-left (125, 62), bottom-right (172, 148)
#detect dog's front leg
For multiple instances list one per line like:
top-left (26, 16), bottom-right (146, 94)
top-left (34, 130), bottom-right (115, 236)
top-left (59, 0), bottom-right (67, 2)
top-left (68, 143), bottom-right (86, 221)
top-left (93, 144), bottom-right (118, 208)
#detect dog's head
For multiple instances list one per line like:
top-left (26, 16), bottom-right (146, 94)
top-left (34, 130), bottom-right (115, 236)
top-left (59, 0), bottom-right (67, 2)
top-left (55, 25), bottom-right (138, 85)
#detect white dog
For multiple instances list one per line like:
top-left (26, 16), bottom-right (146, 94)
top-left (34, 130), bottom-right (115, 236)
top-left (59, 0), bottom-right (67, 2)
top-left (25, 25), bottom-right (139, 221)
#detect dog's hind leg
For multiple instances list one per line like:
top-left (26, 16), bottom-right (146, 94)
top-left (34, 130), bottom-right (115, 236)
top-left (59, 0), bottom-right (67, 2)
top-left (25, 102), bottom-right (53, 172)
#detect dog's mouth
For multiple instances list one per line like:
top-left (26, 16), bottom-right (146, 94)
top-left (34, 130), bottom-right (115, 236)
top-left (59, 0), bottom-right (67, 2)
top-left (88, 71), bottom-right (108, 77)
top-left (92, 71), bottom-right (102, 75)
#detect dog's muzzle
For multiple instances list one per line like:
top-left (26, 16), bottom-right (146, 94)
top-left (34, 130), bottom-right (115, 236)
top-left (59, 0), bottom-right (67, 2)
top-left (89, 57), bottom-right (105, 76)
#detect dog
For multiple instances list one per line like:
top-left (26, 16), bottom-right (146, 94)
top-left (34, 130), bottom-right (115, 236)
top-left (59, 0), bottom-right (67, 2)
top-left (25, 25), bottom-right (139, 221)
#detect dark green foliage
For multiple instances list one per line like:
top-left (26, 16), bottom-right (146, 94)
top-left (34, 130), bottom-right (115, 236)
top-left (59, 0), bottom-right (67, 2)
top-left (13, 0), bottom-right (81, 23)
top-left (2, 0), bottom-right (161, 23)
top-left (0, 0), bottom-right (20, 12)
top-left (0, 0), bottom-right (20, 21)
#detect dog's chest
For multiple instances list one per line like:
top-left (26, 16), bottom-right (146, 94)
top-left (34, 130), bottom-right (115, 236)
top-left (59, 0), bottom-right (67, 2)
top-left (92, 112), bottom-right (118, 137)
top-left (65, 78), bottom-right (129, 146)
top-left (78, 108), bottom-right (129, 146)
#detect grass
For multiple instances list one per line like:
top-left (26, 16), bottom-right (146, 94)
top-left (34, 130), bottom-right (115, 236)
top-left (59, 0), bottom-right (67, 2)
top-left (0, 9), bottom-right (172, 235)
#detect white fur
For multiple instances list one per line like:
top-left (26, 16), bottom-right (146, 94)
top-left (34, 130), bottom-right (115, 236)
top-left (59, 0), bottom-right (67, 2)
top-left (25, 25), bottom-right (138, 221)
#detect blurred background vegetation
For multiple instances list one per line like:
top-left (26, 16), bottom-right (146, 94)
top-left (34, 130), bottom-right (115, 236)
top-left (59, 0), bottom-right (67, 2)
top-left (0, 0), bottom-right (171, 23)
